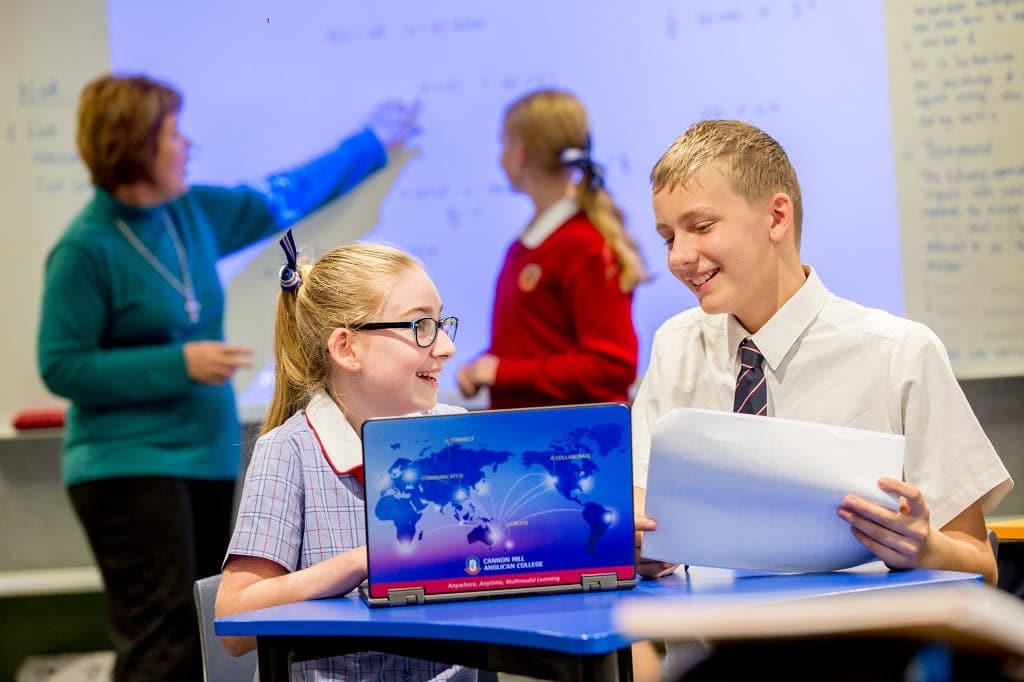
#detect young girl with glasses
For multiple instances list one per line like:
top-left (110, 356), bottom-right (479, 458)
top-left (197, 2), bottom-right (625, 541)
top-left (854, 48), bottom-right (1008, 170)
top-left (216, 232), bottom-right (474, 681)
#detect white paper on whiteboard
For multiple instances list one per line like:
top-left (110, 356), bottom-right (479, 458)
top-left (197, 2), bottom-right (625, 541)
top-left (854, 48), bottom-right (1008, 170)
top-left (642, 408), bottom-right (905, 573)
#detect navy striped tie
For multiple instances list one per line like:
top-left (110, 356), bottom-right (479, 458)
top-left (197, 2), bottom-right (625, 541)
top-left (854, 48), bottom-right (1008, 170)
top-left (734, 338), bottom-right (767, 415)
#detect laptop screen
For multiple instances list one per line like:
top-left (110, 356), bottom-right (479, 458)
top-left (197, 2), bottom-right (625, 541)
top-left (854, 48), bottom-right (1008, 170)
top-left (361, 403), bottom-right (635, 602)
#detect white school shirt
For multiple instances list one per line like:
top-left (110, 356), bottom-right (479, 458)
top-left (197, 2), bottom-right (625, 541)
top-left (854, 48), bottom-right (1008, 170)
top-left (631, 267), bottom-right (1012, 529)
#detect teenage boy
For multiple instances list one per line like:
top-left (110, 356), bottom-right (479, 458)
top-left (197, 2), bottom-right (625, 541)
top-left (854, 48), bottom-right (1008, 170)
top-left (632, 119), bottom-right (1012, 585)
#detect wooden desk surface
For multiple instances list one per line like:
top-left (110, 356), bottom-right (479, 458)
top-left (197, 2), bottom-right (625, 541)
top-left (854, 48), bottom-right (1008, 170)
top-left (988, 516), bottom-right (1024, 541)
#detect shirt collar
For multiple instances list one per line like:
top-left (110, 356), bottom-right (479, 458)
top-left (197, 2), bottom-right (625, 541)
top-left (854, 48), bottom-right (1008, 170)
top-left (727, 266), bottom-right (829, 370)
top-left (520, 197), bottom-right (579, 248)
top-left (303, 391), bottom-right (465, 483)
top-left (304, 390), bottom-right (364, 481)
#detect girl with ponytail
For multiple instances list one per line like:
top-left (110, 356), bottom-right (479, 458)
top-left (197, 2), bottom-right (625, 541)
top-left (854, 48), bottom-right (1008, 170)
top-left (457, 89), bottom-right (647, 408)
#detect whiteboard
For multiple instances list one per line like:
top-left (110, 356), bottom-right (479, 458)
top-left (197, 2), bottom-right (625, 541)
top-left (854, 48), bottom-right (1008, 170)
top-left (3, 0), bottom-right (1022, 435)
top-left (108, 0), bottom-right (904, 416)
top-left (0, 0), bottom-right (110, 436)
top-left (887, 1), bottom-right (1024, 379)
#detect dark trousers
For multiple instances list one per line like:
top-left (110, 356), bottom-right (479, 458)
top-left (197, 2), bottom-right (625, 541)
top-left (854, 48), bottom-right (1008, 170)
top-left (69, 476), bottom-right (235, 682)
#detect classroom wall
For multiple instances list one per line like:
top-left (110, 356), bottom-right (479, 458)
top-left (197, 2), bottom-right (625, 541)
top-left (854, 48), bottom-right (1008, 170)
top-left (1, 0), bottom-right (1021, 572)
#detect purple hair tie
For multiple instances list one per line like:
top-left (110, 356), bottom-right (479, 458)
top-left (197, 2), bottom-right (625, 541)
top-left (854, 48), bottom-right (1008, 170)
top-left (278, 229), bottom-right (302, 292)
top-left (559, 146), bottom-right (606, 192)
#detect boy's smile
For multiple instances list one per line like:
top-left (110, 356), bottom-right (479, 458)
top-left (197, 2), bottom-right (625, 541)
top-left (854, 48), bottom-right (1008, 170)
top-left (688, 267), bottom-right (719, 291)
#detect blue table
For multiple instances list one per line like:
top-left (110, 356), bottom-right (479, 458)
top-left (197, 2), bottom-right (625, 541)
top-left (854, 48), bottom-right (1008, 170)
top-left (215, 565), bottom-right (979, 681)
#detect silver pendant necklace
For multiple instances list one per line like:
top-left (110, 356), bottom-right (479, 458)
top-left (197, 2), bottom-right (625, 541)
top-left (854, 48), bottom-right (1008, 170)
top-left (115, 210), bottom-right (201, 324)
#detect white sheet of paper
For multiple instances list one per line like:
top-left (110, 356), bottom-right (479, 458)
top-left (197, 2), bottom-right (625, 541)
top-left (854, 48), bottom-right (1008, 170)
top-left (642, 408), bottom-right (905, 573)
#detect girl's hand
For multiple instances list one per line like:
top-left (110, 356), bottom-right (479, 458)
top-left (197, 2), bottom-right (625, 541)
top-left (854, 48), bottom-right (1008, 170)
top-left (457, 354), bottom-right (498, 397)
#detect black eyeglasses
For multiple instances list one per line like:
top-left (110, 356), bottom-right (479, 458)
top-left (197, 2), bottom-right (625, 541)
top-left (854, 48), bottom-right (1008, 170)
top-left (350, 316), bottom-right (458, 348)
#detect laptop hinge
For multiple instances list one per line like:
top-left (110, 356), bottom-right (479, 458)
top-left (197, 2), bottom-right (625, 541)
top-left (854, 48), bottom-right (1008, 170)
top-left (581, 573), bottom-right (618, 592)
top-left (387, 587), bottom-right (426, 606)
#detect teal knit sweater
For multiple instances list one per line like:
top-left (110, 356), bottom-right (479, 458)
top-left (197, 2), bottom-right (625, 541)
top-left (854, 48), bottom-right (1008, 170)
top-left (38, 129), bottom-right (386, 486)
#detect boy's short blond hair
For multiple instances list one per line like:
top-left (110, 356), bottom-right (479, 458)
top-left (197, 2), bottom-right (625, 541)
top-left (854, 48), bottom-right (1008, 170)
top-left (650, 120), bottom-right (803, 245)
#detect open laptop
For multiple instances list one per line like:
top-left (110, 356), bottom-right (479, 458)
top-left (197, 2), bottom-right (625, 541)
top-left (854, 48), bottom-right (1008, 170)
top-left (359, 403), bottom-right (636, 607)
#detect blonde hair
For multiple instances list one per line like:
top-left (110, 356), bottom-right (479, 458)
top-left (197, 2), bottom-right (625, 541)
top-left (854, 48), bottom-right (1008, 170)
top-left (503, 89), bottom-right (648, 292)
top-left (650, 120), bottom-right (804, 246)
top-left (76, 73), bottom-right (182, 191)
top-left (262, 243), bottom-right (424, 434)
